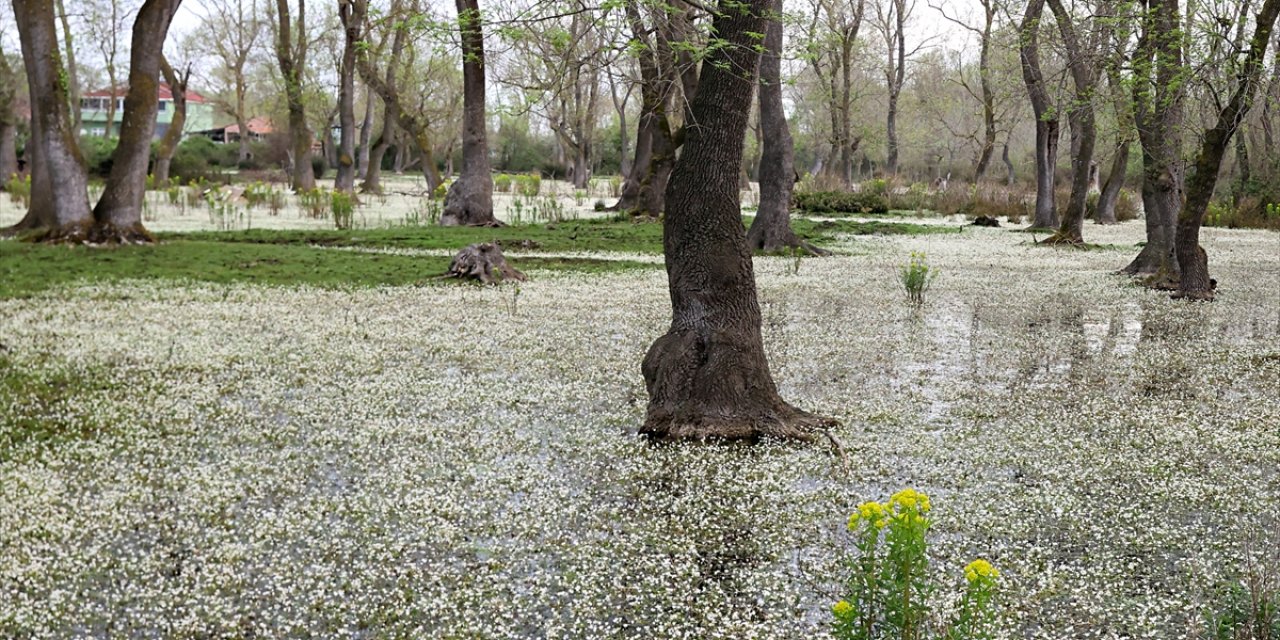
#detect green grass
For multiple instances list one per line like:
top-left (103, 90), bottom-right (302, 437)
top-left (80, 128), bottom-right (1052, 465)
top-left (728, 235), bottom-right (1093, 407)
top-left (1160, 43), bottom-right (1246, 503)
top-left (0, 217), bottom-right (955, 299)
top-left (0, 355), bottom-right (111, 461)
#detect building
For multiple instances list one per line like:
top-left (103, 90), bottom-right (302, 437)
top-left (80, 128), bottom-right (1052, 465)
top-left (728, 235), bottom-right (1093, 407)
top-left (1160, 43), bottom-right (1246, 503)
top-left (195, 116), bottom-right (275, 144)
top-left (79, 83), bottom-right (216, 138)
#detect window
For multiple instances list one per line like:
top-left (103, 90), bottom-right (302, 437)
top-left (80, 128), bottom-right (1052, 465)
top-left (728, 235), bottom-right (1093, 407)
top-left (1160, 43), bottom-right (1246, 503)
top-left (158, 100), bottom-right (167, 111)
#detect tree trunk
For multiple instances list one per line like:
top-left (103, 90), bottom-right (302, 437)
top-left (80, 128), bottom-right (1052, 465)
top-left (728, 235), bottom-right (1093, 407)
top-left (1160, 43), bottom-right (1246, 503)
top-left (4, 0), bottom-right (94, 241)
top-left (276, 0), bottom-right (315, 191)
top-left (335, 0), bottom-right (365, 193)
top-left (1174, 0), bottom-right (1280, 300)
top-left (153, 56), bottom-right (188, 186)
top-left (612, 0), bottom-right (661, 212)
top-left (357, 85), bottom-right (374, 178)
top-left (973, 1), bottom-right (996, 182)
top-left (90, 0), bottom-right (182, 243)
top-left (1020, 0), bottom-right (1060, 229)
top-left (1042, 0), bottom-right (1096, 245)
top-left (747, 0), bottom-right (823, 255)
top-left (0, 53), bottom-right (18, 182)
top-left (1095, 140), bottom-right (1127, 224)
top-left (441, 0), bottom-right (497, 226)
top-left (55, 0), bottom-right (80, 133)
top-left (1002, 140), bottom-right (1015, 185)
top-left (1124, 0), bottom-right (1184, 283)
top-left (643, 0), bottom-right (835, 442)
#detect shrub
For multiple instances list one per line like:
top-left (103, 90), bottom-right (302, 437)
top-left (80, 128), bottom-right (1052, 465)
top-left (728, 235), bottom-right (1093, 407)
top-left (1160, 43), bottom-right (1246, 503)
top-left (299, 188), bottom-right (330, 219)
top-left (170, 136), bottom-right (221, 184)
top-left (900, 251), bottom-right (939, 306)
top-left (795, 190), bottom-right (889, 215)
top-left (833, 489), bottom-right (1001, 640)
top-left (494, 173), bottom-right (513, 192)
top-left (514, 173), bottom-right (542, 197)
top-left (1205, 197), bottom-right (1280, 231)
top-left (864, 178), bottom-right (890, 197)
top-left (80, 136), bottom-right (118, 178)
top-left (5, 174), bottom-right (31, 207)
top-left (330, 190), bottom-right (356, 230)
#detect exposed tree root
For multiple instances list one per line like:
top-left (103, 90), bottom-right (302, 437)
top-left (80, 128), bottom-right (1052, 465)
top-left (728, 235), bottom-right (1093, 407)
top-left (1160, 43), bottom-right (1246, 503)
top-left (87, 222), bottom-right (154, 245)
top-left (1037, 231), bottom-right (1085, 246)
top-left (640, 400), bottom-right (839, 442)
top-left (443, 242), bottom-right (526, 284)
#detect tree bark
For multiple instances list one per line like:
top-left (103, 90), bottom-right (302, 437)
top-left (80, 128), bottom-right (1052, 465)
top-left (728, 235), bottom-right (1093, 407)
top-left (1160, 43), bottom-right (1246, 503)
top-left (54, 0), bottom-right (80, 133)
top-left (0, 52), bottom-right (18, 182)
top-left (1123, 0), bottom-right (1183, 282)
top-left (747, 0), bottom-right (824, 255)
top-left (357, 85), bottom-right (374, 178)
top-left (1173, 0), bottom-right (1280, 300)
top-left (1041, 0), bottom-right (1096, 245)
top-left (1095, 141), bottom-right (1127, 224)
top-left (275, 0), bottom-right (315, 191)
top-left (441, 0), bottom-right (497, 226)
top-left (643, 0), bottom-right (835, 442)
top-left (1020, 0), bottom-right (1060, 229)
top-left (335, 0), bottom-right (365, 193)
top-left (883, 0), bottom-right (906, 175)
top-left (153, 56), bottom-right (189, 186)
top-left (4, 0), bottom-right (94, 241)
top-left (612, 0), bottom-right (673, 215)
top-left (90, 0), bottom-right (183, 243)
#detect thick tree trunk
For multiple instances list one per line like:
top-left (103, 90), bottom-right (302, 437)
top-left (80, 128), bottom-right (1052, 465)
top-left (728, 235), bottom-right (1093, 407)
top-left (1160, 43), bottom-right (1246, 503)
top-left (5, 0), bottom-right (94, 241)
top-left (362, 107), bottom-right (395, 193)
top-left (1042, 0), bottom-right (1096, 245)
top-left (1174, 0), bottom-right (1280, 300)
top-left (335, 0), bottom-right (365, 193)
top-left (90, 0), bottom-right (182, 243)
top-left (1020, 0), bottom-right (1060, 229)
top-left (276, 0), bottom-right (315, 192)
top-left (1124, 0), bottom-right (1184, 282)
top-left (613, 0), bottom-right (666, 214)
top-left (643, 0), bottom-right (835, 442)
top-left (747, 0), bottom-right (823, 255)
top-left (441, 0), bottom-right (497, 226)
top-left (153, 56), bottom-right (188, 186)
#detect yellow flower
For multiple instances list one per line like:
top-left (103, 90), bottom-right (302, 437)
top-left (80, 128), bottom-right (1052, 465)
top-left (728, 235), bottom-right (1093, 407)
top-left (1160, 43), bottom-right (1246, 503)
top-left (889, 488), bottom-right (931, 514)
top-left (849, 501), bottom-right (887, 531)
top-left (832, 600), bottom-right (854, 618)
top-left (964, 559), bottom-right (1000, 583)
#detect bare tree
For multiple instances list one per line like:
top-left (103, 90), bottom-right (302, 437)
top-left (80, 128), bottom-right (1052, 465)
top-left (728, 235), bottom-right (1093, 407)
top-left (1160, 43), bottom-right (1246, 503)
top-left (199, 0), bottom-right (263, 163)
top-left (932, 0), bottom-right (999, 181)
top-left (441, 0), bottom-right (497, 225)
top-left (749, 0), bottom-right (826, 254)
top-left (153, 55), bottom-right (190, 184)
top-left (335, 0), bottom-right (367, 192)
top-left (274, 0), bottom-right (316, 191)
top-left (1019, 0), bottom-right (1060, 229)
top-left (874, 0), bottom-right (919, 175)
top-left (1041, 0), bottom-right (1098, 244)
top-left (89, 0), bottom-right (126, 138)
top-left (803, 0), bottom-right (866, 185)
top-left (55, 0), bottom-right (79, 132)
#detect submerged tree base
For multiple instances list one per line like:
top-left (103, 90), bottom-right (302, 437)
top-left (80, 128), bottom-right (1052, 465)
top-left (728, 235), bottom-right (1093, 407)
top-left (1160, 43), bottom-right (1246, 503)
top-left (443, 242), bottom-right (526, 284)
top-left (641, 327), bottom-right (838, 442)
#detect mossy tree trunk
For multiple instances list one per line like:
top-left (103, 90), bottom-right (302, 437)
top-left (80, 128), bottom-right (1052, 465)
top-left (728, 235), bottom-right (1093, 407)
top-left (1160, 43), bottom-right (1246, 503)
top-left (275, 0), bottom-right (316, 192)
top-left (1174, 0), bottom-right (1280, 300)
top-left (642, 0), bottom-right (835, 442)
top-left (1124, 0), bottom-right (1184, 283)
top-left (0, 52), bottom-right (18, 183)
top-left (4, 0), bottom-right (94, 241)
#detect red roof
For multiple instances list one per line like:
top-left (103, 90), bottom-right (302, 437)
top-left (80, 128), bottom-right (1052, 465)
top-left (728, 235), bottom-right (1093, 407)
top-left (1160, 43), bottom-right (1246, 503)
top-left (82, 83), bottom-right (209, 104)
top-left (224, 117), bottom-right (273, 135)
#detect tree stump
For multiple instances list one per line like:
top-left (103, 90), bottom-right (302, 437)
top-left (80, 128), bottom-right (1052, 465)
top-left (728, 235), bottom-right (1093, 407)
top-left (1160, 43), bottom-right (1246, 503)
top-left (444, 243), bottom-right (526, 284)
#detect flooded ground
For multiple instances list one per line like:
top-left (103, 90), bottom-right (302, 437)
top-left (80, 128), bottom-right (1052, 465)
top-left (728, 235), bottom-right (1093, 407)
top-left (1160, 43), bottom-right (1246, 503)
top-left (1, 216), bottom-right (1278, 638)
